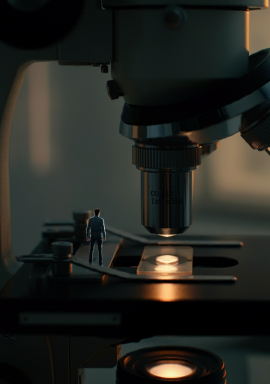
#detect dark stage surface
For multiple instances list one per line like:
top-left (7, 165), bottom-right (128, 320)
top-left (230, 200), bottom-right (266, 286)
top-left (0, 235), bottom-right (269, 337)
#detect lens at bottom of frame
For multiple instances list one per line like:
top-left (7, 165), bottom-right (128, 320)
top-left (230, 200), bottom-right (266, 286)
top-left (146, 361), bottom-right (195, 378)
top-left (116, 346), bottom-right (226, 384)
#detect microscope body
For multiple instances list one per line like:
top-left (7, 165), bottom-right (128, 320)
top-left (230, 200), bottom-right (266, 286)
top-left (1, 1), bottom-right (270, 383)
top-left (0, 0), bottom-right (268, 284)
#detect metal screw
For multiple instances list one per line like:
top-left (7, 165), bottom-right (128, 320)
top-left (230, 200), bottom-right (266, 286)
top-left (163, 6), bottom-right (187, 31)
top-left (0, 333), bottom-right (18, 345)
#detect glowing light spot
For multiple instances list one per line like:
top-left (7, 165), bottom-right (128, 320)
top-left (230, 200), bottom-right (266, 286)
top-left (154, 265), bottom-right (178, 272)
top-left (156, 255), bottom-right (178, 265)
top-left (147, 362), bottom-right (195, 378)
top-left (158, 234), bottom-right (176, 237)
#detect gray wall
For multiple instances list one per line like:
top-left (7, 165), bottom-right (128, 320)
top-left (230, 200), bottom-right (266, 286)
top-left (10, 66), bottom-right (140, 254)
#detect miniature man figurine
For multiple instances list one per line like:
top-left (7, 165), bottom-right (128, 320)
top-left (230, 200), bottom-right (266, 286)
top-left (86, 208), bottom-right (106, 266)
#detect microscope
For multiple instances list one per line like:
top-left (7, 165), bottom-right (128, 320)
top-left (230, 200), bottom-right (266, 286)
top-left (1, 0), bottom-right (270, 383)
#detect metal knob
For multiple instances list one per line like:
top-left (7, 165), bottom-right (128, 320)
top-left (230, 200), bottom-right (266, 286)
top-left (52, 241), bottom-right (73, 259)
top-left (52, 241), bottom-right (73, 277)
top-left (73, 210), bottom-right (91, 240)
top-left (101, 64), bottom-right (109, 74)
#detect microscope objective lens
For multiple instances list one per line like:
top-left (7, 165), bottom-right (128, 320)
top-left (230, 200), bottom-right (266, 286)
top-left (141, 171), bottom-right (193, 235)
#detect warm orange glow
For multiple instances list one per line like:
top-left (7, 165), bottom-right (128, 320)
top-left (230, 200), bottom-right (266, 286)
top-left (156, 255), bottom-right (178, 265)
top-left (154, 283), bottom-right (184, 301)
top-left (147, 362), bottom-right (194, 378)
top-left (158, 234), bottom-right (176, 237)
top-left (154, 265), bottom-right (178, 272)
top-left (245, 10), bottom-right (249, 53)
top-left (28, 63), bottom-right (51, 174)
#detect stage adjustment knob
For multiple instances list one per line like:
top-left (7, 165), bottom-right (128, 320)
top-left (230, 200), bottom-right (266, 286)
top-left (73, 210), bottom-right (91, 240)
top-left (241, 99), bottom-right (270, 155)
top-left (52, 241), bottom-right (73, 259)
top-left (52, 241), bottom-right (73, 276)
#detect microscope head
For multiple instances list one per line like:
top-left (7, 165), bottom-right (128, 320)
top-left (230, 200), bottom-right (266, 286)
top-left (108, 2), bottom-right (257, 235)
top-left (111, 4), bottom-right (249, 107)
top-left (105, 0), bottom-right (264, 236)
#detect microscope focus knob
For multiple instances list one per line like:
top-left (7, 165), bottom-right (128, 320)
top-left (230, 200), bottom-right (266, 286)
top-left (162, 6), bottom-right (187, 31)
top-left (241, 99), bottom-right (270, 154)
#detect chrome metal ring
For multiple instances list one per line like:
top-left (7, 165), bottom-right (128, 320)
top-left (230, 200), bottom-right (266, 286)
top-left (120, 82), bottom-right (270, 145)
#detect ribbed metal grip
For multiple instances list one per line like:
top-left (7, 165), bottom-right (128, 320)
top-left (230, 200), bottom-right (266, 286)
top-left (132, 146), bottom-right (201, 169)
top-left (241, 115), bottom-right (270, 150)
top-left (241, 99), bottom-right (270, 131)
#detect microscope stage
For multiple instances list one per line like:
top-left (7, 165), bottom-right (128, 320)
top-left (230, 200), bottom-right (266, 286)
top-left (0, 235), bottom-right (269, 337)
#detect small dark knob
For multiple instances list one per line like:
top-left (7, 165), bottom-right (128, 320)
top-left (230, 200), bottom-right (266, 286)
top-left (73, 210), bottom-right (91, 240)
top-left (201, 142), bottom-right (220, 157)
top-left (163, 6), bottom-right (187, 31)
top-left (101, 64), bottom-right (109, 74)
top-left (52, 241), bottom-right (73, 259)
top-left (106, 80), bottom-right (124, 100)
top-left (52, 241), bottom-right (73, 276)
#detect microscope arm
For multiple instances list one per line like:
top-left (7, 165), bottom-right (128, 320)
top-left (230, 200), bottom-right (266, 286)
top-left (0, 0), bottom-right (113, 291)
top-left (0, 42), bottom-right (57, 290)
